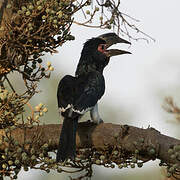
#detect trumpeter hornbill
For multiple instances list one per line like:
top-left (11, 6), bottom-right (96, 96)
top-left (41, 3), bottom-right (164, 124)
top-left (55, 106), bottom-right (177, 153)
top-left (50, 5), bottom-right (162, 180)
top-left (56, 33), bottom-right (131, 162)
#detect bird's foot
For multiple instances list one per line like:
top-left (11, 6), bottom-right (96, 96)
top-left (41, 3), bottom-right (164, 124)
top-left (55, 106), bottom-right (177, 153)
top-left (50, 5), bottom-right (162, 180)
top-left (86, 119), bottom-right (104, 125)
top-left (91, 118), bottom-right (104, 125)
top-left (98, 119), bottom-right (104, 124)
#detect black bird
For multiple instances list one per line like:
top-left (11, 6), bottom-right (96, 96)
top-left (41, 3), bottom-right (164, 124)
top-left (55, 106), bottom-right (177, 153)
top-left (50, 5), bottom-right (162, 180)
top-left (56, 33), bottom-right (131, 162)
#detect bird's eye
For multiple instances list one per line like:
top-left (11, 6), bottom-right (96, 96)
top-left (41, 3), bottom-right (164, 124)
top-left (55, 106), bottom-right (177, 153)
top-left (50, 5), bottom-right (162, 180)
top-left (101, 45), bottom-right (105, 50)
top-left (98, 44), bottom-right (106, 53)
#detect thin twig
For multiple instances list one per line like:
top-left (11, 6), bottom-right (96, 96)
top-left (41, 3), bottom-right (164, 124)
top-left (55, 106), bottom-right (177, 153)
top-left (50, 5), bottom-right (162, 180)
top-left (4, 75), bottom-right (15, 93)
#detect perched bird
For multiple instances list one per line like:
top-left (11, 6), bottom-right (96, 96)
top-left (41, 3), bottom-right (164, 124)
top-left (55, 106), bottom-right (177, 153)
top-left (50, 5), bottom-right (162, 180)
top-left (56, 33), bottom-right (131, 162)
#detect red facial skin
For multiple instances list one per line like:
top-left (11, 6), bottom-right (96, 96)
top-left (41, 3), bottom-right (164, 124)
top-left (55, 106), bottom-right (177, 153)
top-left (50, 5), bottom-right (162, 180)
top-left (98, 44), bottom-right (108, 55)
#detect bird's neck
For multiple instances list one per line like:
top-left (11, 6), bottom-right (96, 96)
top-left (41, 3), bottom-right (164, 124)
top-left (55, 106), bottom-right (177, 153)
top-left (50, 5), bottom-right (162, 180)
top-left (75, 51), bottom-right (108, 76)
top-left (75, 59), bottom-right (104, 76)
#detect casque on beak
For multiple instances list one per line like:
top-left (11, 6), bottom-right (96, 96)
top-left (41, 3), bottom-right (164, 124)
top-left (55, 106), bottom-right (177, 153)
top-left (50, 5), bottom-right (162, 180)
top-left (98, 33), bottom-right (131, 57)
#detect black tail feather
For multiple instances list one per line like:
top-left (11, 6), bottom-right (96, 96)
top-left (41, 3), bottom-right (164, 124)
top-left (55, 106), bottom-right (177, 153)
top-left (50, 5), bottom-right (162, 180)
top-left (56, 117), bottom-right (78, 162)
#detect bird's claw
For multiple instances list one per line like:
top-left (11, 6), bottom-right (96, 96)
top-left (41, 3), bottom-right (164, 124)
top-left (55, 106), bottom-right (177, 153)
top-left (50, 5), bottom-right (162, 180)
top-left (99, 119), bottom-right (104, 124)
top-left (92, 118), bottom-right (104, 125)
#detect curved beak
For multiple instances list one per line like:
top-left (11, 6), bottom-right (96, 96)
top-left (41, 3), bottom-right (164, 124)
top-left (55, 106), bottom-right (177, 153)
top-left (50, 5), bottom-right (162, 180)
top-left (98, 33), bottom-right (131, 57)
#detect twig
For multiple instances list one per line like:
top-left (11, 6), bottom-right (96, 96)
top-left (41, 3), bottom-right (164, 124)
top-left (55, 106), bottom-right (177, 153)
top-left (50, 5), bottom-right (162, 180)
top-left (4, 75), bottom-right (15, 93)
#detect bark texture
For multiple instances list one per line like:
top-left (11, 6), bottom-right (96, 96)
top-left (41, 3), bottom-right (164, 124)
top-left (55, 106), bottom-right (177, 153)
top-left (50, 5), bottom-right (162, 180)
top-left (0, 122), bottom-right (180, 166)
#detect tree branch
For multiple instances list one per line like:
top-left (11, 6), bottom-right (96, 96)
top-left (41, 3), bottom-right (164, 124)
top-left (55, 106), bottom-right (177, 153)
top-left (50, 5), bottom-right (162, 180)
top-left (0, 0), bottom-right (8, 26)
top-left (0, 122), bottom-right (180, 166)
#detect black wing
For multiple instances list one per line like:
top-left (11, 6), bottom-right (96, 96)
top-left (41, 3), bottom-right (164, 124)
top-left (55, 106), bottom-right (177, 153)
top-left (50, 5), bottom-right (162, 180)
top-left (57, 75), bottom-right (76, 111)
top-left (73, 71), bottom-right (105, 113)
top-left (57, 72), bottom-right (105, 114)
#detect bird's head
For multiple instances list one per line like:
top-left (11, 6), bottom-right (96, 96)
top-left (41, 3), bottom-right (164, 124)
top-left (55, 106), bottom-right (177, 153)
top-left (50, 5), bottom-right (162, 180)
top-left (76, 33), bottom-right (131, 75)
top-left (82, 32), bottom-right (131, 56)
top-left (97, 32), bottom-right (131, 57)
